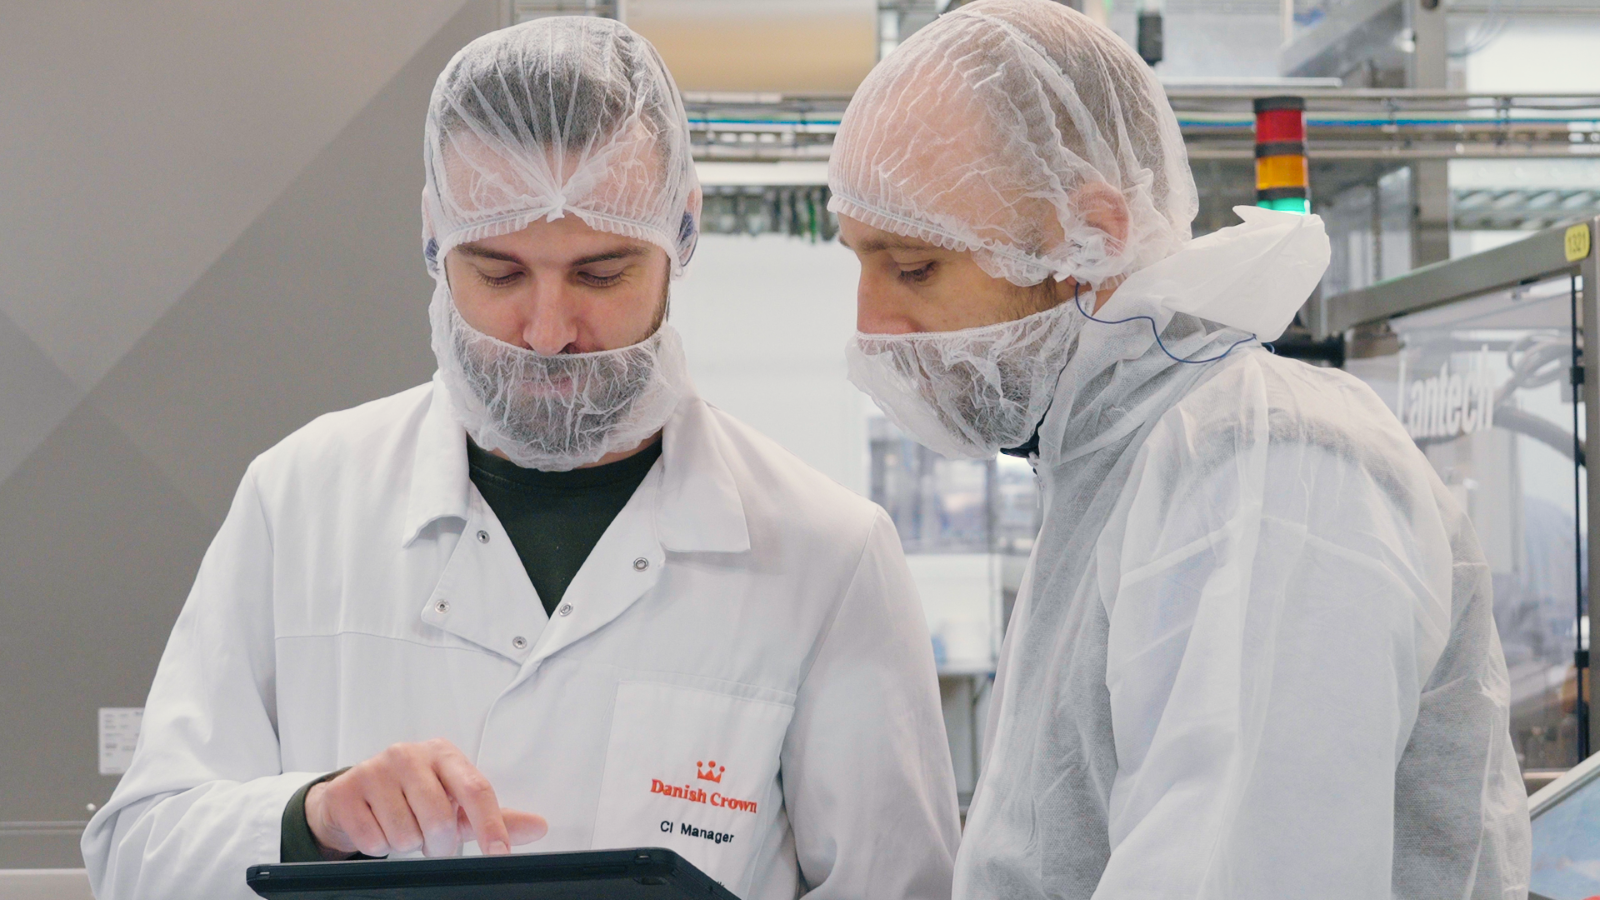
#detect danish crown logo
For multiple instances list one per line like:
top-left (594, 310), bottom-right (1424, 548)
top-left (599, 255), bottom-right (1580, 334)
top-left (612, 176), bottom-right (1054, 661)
top-left (650, 759), bottom-right (758, 814)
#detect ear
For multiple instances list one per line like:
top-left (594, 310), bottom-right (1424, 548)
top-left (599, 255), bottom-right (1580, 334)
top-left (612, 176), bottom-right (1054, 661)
top-left (678, 185), bottom-right (704, 268)
top-left (1070, 181), bottom-right (1130, 252)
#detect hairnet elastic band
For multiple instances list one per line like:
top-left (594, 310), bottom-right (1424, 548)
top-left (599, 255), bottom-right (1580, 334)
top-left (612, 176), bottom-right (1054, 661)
top-left (1073, 286), bottom-right (1259, 365)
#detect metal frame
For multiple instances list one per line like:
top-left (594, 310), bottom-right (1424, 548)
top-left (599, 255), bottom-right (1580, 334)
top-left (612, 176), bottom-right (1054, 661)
top-left (1310, 219), bottom-right (1592, 337)
top-left (1317, 217), bottom-right (1600, 756)
top-left (1530, 738), bottom-right (1600, 816)
top-left (1582, 221), bottom-right (1600, 762)
top-left (676, 90), bottom-right (1600, 163)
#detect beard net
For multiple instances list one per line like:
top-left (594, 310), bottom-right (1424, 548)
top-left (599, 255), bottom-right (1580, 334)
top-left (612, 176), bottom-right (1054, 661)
top-left (846, 300), bottom-right (1086, 459)
top-left (828, 0), bottom-right (1196, 288)
top-left (421, 16), bottom-right (701, 276)
top-left (428, 282), bottom-right (687, 471)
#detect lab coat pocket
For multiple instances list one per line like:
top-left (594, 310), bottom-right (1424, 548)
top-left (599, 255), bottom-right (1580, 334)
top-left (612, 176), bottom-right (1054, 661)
top-left (592, 680), bottom-right (793, 898)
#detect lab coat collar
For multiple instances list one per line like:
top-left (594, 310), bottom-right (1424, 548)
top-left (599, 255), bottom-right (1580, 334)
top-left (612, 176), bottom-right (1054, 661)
top-left (402, 373), bottom-right (749, 554)
top-left (655, 394), bottom-right (750, 554)
top-left (402, 373), bottom-right (474, 545)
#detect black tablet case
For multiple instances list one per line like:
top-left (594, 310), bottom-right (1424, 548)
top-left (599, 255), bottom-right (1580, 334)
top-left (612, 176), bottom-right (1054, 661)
top-left (247, 847), bottom-right (739, 899)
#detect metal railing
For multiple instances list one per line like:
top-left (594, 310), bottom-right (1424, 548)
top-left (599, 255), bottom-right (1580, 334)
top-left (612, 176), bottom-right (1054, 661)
top-left (680, 90), bottom-right (1600, 164)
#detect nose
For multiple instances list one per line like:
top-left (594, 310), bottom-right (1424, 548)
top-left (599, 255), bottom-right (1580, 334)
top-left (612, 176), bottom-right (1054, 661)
top-left (518, 279), bottom-right (580, 355)
top-left (855, 272), bottom-right (916, 335)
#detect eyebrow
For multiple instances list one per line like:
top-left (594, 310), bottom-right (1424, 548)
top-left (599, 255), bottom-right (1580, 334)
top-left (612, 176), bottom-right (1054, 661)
top-left (838, 234), bottom-right (939, 254)
top-left (452, 242), bottom-right (521, 264)
top-left (452, 242), bottom-right (652, 268)
top-left (571, 247), bottom-right (650, 267)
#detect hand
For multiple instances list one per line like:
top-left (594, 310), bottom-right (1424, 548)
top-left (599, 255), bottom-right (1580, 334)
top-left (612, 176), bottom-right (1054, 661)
top-left (304, 738), bottom-right (549, 859)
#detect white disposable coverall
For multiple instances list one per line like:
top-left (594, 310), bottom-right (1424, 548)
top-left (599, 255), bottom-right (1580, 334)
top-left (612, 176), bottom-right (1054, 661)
top-left (952, 212), bottom-right (1531, 899)
top-left (81, 378), bottom-right (960, 900)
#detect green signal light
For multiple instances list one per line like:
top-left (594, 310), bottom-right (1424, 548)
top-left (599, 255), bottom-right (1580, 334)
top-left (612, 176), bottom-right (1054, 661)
top-left (1256, 196), bottom-right (1310, 215)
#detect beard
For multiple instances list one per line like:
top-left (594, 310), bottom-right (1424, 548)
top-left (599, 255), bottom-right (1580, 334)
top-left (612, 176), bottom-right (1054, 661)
top-left (454, 328), bottom-right (656, 456)
top-left (431, 280), bottom-right (685, 470)
top-left (455, 290), bottom-right (670, 446)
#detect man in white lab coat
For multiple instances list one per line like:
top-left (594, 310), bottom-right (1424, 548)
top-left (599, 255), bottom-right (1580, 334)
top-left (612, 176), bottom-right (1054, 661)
top-left (827, 1), bottom-right (1529, 899)
top-left (81, 17), bottom-right (959, 900)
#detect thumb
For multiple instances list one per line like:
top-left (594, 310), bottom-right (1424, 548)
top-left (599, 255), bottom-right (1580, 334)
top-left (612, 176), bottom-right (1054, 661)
top-left (458, 808), bottom-right (548, 847)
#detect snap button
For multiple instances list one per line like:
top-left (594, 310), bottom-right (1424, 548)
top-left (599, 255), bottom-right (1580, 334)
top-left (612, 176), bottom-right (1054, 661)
top-left (476, 529), bottom-right (490, 544)
top-left (511, 635), bottom-right (528, 650)
top-left (434, 600), bottom-right (450, 614)
top-left (632, 557), bottom-right (650, 571)
top-left (558, 604), bottom-right (573, 617)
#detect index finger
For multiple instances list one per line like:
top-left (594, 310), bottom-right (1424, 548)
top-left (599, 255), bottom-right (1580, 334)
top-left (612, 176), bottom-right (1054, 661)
top-left (434, 753), bottom-right (511, 855)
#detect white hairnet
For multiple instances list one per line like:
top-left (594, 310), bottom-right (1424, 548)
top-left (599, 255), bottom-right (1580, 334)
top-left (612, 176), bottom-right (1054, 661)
top-left (421, 17), bottom-right (697, 471)
top-left (828, 0), bottom-right (1196, 287)
top-left (421, 16), bottom-right (701, 276)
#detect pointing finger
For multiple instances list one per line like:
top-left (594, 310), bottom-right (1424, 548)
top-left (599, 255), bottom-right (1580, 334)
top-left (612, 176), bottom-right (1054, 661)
top-left (436, 753), bottom-right (510, 856)
top-left (503, 809), bottom-right (549, 846)
top-left (456, 808), bottom-right (546, 849)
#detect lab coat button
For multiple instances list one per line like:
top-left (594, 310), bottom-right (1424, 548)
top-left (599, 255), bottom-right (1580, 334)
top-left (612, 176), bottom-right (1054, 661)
top-left (435, 600), bottom-right (450, 614)
top-left (512, 635), bottom-right (528, 650)
top-left (558, 604), bottom-right (573, 617)
top-left (632, 557), bottom-right (650, 571)
top-left (476, 530), bottom-right (490, 544)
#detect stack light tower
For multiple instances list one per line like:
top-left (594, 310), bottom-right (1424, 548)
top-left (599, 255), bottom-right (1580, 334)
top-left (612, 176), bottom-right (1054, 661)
top-left (1253, 96), bottom-right (1310, 215)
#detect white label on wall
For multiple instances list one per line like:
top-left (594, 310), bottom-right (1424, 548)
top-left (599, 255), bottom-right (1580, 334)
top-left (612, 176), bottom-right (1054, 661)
top-left (98, 707), bottom-right (143, 775)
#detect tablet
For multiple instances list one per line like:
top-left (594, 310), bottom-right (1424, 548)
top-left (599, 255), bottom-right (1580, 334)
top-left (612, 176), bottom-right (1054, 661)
top-left (246, 847), bottom-right (740, 899)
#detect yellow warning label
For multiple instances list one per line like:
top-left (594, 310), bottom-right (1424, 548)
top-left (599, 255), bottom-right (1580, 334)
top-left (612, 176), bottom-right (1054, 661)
top-left (1566, 223), bottom-right (1591, 262)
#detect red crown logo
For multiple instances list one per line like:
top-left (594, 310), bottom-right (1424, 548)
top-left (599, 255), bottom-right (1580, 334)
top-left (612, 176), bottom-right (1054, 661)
top-left (695, 760), bottom-right (725, 783)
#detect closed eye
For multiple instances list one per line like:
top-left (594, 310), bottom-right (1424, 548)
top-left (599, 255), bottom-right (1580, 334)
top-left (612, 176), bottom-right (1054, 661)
top-left (898, 262), bottom-right (935, 284)
top-left (577, 270), bottom-right (626, 288)
top-left (478, 270), bottom-right (523, 288)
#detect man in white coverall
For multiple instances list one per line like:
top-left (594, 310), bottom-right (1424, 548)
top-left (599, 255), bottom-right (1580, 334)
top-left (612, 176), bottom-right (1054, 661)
top-left (828, 1), bottom-right (1530, 898)
top-left (82, 17), bottom-right (959, 900)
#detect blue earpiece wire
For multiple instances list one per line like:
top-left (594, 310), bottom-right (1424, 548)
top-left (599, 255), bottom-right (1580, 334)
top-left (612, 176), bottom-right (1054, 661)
top-left (1001, 284), bottom-right (1269, 459)
top-left (1072, 284), bottom-right (1263, 364)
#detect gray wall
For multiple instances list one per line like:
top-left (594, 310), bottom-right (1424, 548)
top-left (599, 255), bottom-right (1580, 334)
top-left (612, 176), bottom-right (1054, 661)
top-left (0, 0), bottom-right (502, 867)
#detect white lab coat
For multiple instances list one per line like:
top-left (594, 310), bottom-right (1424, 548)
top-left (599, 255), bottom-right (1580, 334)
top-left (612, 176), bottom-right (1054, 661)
top-left (82, 376), bottom-right (960, 900)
